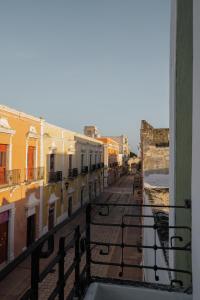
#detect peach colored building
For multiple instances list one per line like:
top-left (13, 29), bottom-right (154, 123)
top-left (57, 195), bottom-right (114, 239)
top-left (0, 105), bottom-right (44, 268)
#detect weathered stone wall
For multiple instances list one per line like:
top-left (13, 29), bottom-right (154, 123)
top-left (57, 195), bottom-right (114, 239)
top-left (140, 120), bottom-right (169, 174)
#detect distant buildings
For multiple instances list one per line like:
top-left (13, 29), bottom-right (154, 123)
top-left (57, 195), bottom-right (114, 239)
top-left (107, 135), bottom-right (130, 163)
top-left (96, 137), bottom-right (119, 187)
top-left (84, 126), bottom-right (130, 186)
top-left (0, 106), bottom-right (104, 267)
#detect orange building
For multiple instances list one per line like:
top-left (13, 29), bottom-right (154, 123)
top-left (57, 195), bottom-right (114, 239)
top-left (96, 137), bottom-right (120, 186)
top-left (0, 106), bottom-right (43, 268)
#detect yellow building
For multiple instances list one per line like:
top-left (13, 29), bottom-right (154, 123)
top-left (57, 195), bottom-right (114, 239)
top-left (41, 122), bottom-right (104, 235)
top-left (0, 105), bottom-right (43, 267)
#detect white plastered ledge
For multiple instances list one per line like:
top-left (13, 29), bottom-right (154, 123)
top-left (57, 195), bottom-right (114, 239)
top-left (48, 193), bottom-right (59, 204)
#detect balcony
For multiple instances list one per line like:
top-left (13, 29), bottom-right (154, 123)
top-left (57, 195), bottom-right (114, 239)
top-left (16, 202), bottom-right (191, 300)
top-left (96, 163), bottom-right (101, 169)
top-left (48, 170), bottom-right (62, 183)
top-left (26, 167), bottom-right (44, 182)
top-left (100, 162), bottom-right (104, 168)
top-left (0, 169), bottom-right (21, 186)
top-left (81, 166), bottom-right (89, 175)
top-left (68, 168), bottom-right (78, 179)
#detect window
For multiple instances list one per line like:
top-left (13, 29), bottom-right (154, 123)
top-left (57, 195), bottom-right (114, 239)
top-left (0, 144), bottom-right (7, 185)
top-left (27, 146), bottom-right (35, 180)
top-left (69, 154), bottom-right (73, 170)
top-left (50, 154), bottom-right (55, 172)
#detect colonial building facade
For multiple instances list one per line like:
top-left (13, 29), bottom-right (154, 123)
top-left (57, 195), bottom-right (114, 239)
top-left (0, 106), bottom-right (104, 269)
top-left (0, 105), bottom-right (43, 268)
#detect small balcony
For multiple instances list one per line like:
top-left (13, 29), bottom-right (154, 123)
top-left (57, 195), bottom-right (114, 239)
top-left (48, 170), bottom-right (62, 183)
top-left (0, 169), bottom-right (21, 187)
top-left (81, 166), bottom-right (89, 175)
top-left (68, 168), bottom-right (78, 179)
top-left (26, 167), bottom-right (44, 182)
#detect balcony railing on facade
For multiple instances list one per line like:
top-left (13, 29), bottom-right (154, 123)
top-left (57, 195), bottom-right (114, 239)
top-left (0, 169), bottom-right (21, 187)
top-left (68, 168), bottom-right (78, 179)
top-left (25, 167), bottom-right (44, 182)
top-left (109, 162), bottom-right (119, 168)
top-left (48, 170), bottom-right (62, 183)
top-left (7, 201), bottom-right (191, 300)
top-left (81, 166), bottom-right (89, 175)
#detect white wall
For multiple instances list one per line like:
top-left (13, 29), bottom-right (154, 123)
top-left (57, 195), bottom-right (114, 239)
top-left (169, 0), bottom-right (177, 274)
top-left (192, 0), bottom-right (200, 299)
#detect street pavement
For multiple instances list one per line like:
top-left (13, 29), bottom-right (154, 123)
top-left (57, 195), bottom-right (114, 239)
top-left (0, 174), bottom-right (142, 299)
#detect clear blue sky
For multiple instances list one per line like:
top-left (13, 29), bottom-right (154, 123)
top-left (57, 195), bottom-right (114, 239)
top-left (0, 0), bottom-right (170, 152)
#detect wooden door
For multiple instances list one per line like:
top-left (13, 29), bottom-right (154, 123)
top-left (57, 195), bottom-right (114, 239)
top-left (48, 205), bottom-right (55, 231)
top-left (28, 146), bottom-right (35, 180)
top-left (27, 214), bottom-right (36, 247)
top-left (0, 144), bottom-right (7, 185)
top-left (0, 211), bottom-right (9, 264)
top-left (80, 189), bottom-right (84, 207)
top-left (94, 182), bottom-right (97, 198)
top-left (50, 154), bottom-right (55, 172)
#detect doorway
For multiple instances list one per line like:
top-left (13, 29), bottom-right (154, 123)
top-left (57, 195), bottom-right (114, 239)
top-left (0, 211), bottom-right (9, 264)
top-left (68, 196), bottom-right (72, 217)
top-left (80, 189), bottom-right (84, 207)
top-left (48, 204), bottom-right (55, 231)
top-left (27, 214), bottom-right (36, 247)
top-left (89, 184), bottom-right (92, 202)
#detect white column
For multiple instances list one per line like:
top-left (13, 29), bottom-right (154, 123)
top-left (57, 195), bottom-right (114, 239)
top-left (169, 0), bottom-right (177, 273)
top-left (192, 0), bottom-right (200, 298)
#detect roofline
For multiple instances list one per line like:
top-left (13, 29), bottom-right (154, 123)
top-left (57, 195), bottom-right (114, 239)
top-left (45, 122), bottom-right (103, 145)
top-left (0, 105), bottom-right (42, 122)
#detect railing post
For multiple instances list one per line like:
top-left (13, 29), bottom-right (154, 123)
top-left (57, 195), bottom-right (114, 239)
top-left (31, 247), bottom-right (40, 300)
top-left (74, 225), bottom-right (81, 297)
top-left (86, 204), bottom-right (91, 284)
top-left (58, 237), bottom-right (65, 300)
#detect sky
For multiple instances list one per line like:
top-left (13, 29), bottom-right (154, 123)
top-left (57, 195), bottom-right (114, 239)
top-left (0, 0), bottom-right (170, 152)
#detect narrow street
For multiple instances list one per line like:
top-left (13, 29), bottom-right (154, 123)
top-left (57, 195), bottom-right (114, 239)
top-left (0, 174), bottom-right (142, 299)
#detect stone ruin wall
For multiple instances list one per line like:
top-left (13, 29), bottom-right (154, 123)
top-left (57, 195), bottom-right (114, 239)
top-left (141, 120), bottom-right (169, 174)
top-left (141, 120), bottom-right (170, 209)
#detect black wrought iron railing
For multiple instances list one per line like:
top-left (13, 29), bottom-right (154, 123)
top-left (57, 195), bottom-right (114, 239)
top-left (48, 171), bottom-right (62, 183)
top-left (0, 169), bottom-right (21, 186)
top-left (0, 202), bottom-right (192, 300)
top-left (87, 202), bottom-right (191, 288)
top-left (68, 168), bottom-right (78, 178)
top-left (81, 166), bottom-right (89, 174)
top-left (26, 167), bottom-right (44, 182)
